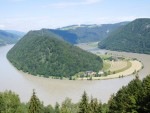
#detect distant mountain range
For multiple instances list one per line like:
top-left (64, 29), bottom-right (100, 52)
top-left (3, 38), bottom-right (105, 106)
top-left (32, 22), bottom-right (128, 44)
top-left (7, 29), bottom-right (103, 78)
top-left (5, 30), bottom-right (25, 37)
top-left (56, 22), bottom-right (129, 43)
top-left (0, 22), bottom-right (129, 46)
top-left (3, 18), bottom-right (150, 55)
top-left (0, 30), bottom-right (25, 46)
top-left (98, 18), bottom-right (150, 54)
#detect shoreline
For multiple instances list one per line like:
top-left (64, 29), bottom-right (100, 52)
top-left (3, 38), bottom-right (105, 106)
top-left (6, 44), bottom-right (143, 81)
top-left (15, 59), bottom-right (142, 81)
top-left (78, 60), bottom-right (142, 80)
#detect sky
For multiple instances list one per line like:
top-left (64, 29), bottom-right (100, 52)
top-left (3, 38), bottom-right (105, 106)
top-left (0, 0), bottom-right (150, 32)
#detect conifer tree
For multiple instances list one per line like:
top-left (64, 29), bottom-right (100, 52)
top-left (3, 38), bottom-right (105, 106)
top-left (140, 75), bottom-right (150, 112)
top-left (28, 89), bottom-right (42, 113)
top-left (97, 101), bottom-right (102, 113)
top-left (89, 97), bottom-right (102, 113)
top-left (55, 102), bottom-right (60, 113)
top-left (78, 91), bottom-right (89, 113)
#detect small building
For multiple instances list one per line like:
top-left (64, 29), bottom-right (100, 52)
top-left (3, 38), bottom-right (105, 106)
top-left (98, 71), bottom-right (104, 75)
top-left (85, 71), bottom-right (93, 76)
top-left (85, 71), bottom-right (96, 76)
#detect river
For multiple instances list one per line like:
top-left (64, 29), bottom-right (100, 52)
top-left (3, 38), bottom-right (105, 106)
top-left (0, 44), bottom-right (150, 106)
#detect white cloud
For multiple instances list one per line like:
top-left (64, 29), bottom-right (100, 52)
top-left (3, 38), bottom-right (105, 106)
top-left (85, 0), bottom-right (101, 4)
top-left (43, 0), bottom-right (102, 8)
top-left (0, 25), bottom-right (5, 29)
top-left (71, 16), bottom-right (141, 25)
top-left (0, 17), bottom-right (60, 32)
top-left (0, 16), bottom-right (146, 32)
top-left (89, 16), bottom-right (138, 24)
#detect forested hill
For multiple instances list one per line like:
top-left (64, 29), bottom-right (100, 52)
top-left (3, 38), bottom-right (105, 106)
top-left (0, 30), bottom-right (22, 46)
top-left (58, 22), bottom-right (129, 43)
top-left (7, 29), bottom-right (103, 78)
top-left (99, 18), bottom-right (150, 54)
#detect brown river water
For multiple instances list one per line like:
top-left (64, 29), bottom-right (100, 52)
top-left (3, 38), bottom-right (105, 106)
top-left (0, 44), bottom-right (150, 105)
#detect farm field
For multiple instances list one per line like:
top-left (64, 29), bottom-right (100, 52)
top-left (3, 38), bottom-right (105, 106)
top-left (109, 61), bottom-right (128, 72)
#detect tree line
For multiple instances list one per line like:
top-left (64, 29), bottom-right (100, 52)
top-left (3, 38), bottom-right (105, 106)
top-left (0, 75), bottom-right (150, 113)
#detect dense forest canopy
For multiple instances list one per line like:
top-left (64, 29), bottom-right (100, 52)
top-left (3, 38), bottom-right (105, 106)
top-left (7, 29), bottom-right (103, 78)
top-left (99, 18), bottom-right (150, 54)
top-left (0, 75), bottom-right (150, 113)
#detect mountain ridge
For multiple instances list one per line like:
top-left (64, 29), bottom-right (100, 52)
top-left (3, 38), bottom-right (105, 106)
top-left (57, 22), bottom-right (129, 43)
top-left (98, 18), bottom-right (150, 54)
top-left (0, 30), bottom-right (25, 46)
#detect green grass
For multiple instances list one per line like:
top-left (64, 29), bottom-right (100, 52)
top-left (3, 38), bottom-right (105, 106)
top-left (97, 54), bottom-right (111, 60)
top-left (103, 61), bottom-right (111, 71)
top-left (87, 42), bottom-right (99, 47)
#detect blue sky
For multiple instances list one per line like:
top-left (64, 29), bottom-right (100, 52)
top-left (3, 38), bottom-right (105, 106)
top-left (0, 0), bottom-right (150, 32)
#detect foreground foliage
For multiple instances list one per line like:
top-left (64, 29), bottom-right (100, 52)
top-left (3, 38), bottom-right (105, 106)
top-left (0, 75), bottom-right (150, 113)
top-left (7, 29), bottom-right (103, 78)
top-left (108, 75), bottom-right (150, 113)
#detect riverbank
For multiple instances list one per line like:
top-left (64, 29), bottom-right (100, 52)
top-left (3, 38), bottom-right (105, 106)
top-left (16, 58), bottom-right (142, 81)
top-left (78, 60), bottom-right (142, 80)
top-left (9, 43), bottom-right (143, 81)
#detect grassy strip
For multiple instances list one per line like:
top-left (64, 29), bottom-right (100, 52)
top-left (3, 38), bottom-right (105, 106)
top-left (98, 54), bottom-right (111, 60)
top-left (87, 42), bottom-right (99, 47)
top-left (103, 61), bottom-right (111, 71)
